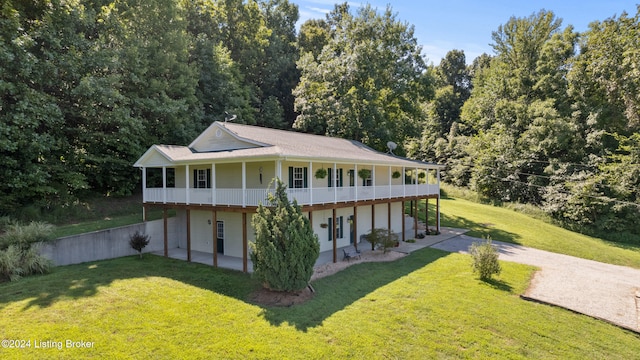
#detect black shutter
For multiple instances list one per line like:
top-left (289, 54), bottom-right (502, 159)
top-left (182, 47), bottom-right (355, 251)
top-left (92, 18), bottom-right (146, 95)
top-left (288, 167), bottom-right (294, 188)
top-left (206, 169), bottom-right (211, 189)
top-left (328, 218), bottom-right (333, 241)
top-left (328, 168), bottom-right (333, 187)
top-left (193, 169), bottom-right (198, 188)
top-left (303, 167), bottom-right (308, 188)
top-left (339, 216), bottom-right (344, 238)
top-left (339, 169), bottom-right (343, 187)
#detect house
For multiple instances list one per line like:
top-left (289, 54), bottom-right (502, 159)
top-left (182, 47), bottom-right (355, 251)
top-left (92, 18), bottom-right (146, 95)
top-left (133, 121), bottom-right (445, 272)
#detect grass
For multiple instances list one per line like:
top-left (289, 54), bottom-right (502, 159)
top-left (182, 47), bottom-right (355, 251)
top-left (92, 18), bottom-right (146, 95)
top-left (412, 197), bottom-right (640, 269)
top-left (1, 251), bottom-right (638, 359)
top-left (53, 209), bottom-right (174, 239)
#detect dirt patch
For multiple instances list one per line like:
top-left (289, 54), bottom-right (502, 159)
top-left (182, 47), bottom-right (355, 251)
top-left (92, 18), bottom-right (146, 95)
top-left (249, 287), bottom-right (314, 307)
top-left (249, 250), bottom-right (407, 307)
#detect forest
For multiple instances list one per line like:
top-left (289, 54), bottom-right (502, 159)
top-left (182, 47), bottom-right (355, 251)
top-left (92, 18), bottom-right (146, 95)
top-left (1, 1), bottom-right (639, 238)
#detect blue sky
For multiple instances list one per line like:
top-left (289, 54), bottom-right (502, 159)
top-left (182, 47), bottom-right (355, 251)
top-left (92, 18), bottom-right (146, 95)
top-left (292, 0), bottom-right (637, 64)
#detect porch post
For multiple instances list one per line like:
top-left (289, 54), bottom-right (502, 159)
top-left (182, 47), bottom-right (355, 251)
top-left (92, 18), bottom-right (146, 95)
top-left (333, 163), bottom-right (337, 203)
top-left (163, 207), bottom-right (168, 257)
top-left (387, 201), bottom-right (391, 236)
top-left (401, 200), bottom-right (405, 242)
top-left (332, 208), bottom-right (337, 263)
top-left (186, 209), bottom-right (192, 262)
top-left (414, 199), bottom-right (418, 238)
top-left (242, 161), bottom-right (246, 207)
top-left (437, 195), bottom-right (441, 232)
top-left (211, 163), bottom-right (216, 205)
top-left (276, 160), bottom-right (282, 180)
top-left (388, 166), bottom-right (392, 199)
top-left (371, 204), bottom-right (375, 232)
top-left (143, 204), bottom-right (148, 222)
top-left (185, 164), bottom-right (190, 205)
top-left (242, 212), bottom-right (248, 272)
top-left (402, 166), bottom-right (406, 197)
top-left (162, 166), bottom-right (167, 204)
top-left (309, 161), bottom-right (313, 205)
top-left (142, 167), bottom-right (147, 203)
top-left (212, 210), bottom-right (217, 268)
top-left (372, 166), bottom-right (376, 199)
top-left (425, 198), bottom-right (429, 231)
top-left (414, 167), bottom-right (418, 196)
top-left (354, 164), bottom-right (358, 201)
top-left (353, 206), bottom-right (358, 251)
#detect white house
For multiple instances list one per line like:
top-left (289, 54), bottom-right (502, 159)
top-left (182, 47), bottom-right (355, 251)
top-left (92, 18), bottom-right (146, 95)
top-left (133, 121), bottom-right (444, 272)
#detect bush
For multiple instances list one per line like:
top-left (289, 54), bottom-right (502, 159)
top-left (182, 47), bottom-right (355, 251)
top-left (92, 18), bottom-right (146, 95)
top-left (0, 221), bottom-right (55, 250)
top-left (469, 237), bottom-right (501, 281)
top-left (0, 243), bottom-right (52, 282)
top-left (364, 228), bottom-right (399, 253)
top-left (250, 179), bottom-right (320, 292)
top-left (0, 220), bottom-right (54, 282)
top-left (0, 245), bottom-right (23, 282)
top-left (129, 231), bottom-right (150, 259)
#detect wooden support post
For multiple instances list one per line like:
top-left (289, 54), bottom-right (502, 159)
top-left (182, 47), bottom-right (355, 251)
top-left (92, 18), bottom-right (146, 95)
top-left (387, 201), bottom-right (391, 234)
top-left (212, 210), bottom-right (218, 268)
top-left (353, 206), bottom-right (358, 251)
top-left (332, 208), bottom-right (337, 263)
top-left (371, 204), bottom-right (375, 231)
top-left (242, 212), bottom-right (248, 273)
top-left (414, 199), bottom-right (418, 238)
top-left (436, 196), bottom-right (441, 232)
top-left (401, 200), bottom-right (405, 241)
top-left (163, 207), bottom-right (168, 257)
top-left (186, 209), bottom-right (192, 262)
top-left (425, 198), bottom-right (429, 231)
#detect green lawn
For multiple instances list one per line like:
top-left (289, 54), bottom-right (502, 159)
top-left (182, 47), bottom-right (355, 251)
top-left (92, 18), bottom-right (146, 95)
top-left (1, 252), bottom-right (638, 359)
top-left (53, 209), bottom-right (174, 238)
top-left (416, 197), bottom-right (640, 269)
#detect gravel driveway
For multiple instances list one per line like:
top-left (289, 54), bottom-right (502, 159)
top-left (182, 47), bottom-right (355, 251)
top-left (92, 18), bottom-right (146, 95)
top-left (431, 234), bottom-right (640, 332)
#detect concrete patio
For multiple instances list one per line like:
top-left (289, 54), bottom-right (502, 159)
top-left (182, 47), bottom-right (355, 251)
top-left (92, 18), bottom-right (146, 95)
top-left (152, 227), bottom-right (468, 273)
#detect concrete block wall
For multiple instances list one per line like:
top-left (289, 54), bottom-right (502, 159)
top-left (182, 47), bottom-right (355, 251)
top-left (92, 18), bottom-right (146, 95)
top-left (40, 218), bottom-right (178, 266)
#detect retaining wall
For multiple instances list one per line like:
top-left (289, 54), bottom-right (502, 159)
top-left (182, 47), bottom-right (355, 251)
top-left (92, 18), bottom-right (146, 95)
top-left (40, 218), bottom-right (179, 266)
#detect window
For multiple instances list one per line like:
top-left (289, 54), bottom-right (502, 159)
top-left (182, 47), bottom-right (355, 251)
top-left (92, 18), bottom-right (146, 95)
top-left (328, 168), bottom-right (343, 187)
top-left (288, 167), bottom-right (308, 188)
top-left (293, 167), bottom-right (304, 189)
top-left (197, 169), bottom-right (207, 188)
top-left (328, 216), bottom-right (344, 241)
top-left (193, 169), bottom-right (211, 188)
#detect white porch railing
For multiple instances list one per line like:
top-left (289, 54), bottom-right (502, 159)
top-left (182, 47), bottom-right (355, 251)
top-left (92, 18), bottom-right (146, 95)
top-left (144, 184), bottom-right (439, 207)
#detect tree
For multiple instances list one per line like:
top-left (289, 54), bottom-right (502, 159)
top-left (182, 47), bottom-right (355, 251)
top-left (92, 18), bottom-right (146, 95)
top-left (458, 10), bottom-right (578, 203)
top-left (250, 179), bottom-right (319, 292)
top-left (293, 4), bottom-right (433, 153)
top-left (258, 0), bottom-right (300, 127)
top-left (129, 231), bottom-right (151, 259)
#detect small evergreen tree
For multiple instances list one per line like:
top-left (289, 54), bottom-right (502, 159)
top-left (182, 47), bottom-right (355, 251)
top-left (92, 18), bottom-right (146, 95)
top-left (469, 237), bottom-right (501, 281)
top-left (250, 179), bottom-right (320, 292)
top-left (129, 231), bottom-right (150, 259)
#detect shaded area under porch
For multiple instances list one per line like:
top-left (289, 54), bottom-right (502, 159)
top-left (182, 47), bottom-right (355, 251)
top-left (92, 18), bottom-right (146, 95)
top-left (151, 227), bottom-right (467, 273)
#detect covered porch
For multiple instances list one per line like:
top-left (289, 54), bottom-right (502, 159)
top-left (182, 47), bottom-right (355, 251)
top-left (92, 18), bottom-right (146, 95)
top-left (151, 227), bottom-right (467, 273)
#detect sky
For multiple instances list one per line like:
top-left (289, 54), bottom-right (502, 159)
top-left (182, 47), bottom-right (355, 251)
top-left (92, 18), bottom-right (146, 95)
top-left (291, 0), bottom-right (638, 65)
